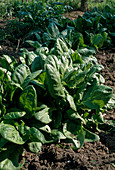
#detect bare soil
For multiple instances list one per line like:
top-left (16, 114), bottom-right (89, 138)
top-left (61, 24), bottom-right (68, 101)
top-left (0, 11), bottom-right (115, 170)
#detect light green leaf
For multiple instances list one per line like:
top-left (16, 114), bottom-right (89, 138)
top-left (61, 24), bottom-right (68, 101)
top-left (12, 64), bottom-right (31, 85)
top-left (51, 129), bottom-right (66, 140)
top-left (28, 142), bottom-right (42, 153)
top-left (63, 123), bottom-right (73, 139)
top-left (39, 125), bottom-right (51, 133)
top-left (34, 106), bottom-right (52, 124)
top-left (0, 124), bottom-right (25, 144)
top-left (66, 93), bottom-right (76, 111)
top-left (4, 109), bottom-right (26, 119)
top-left (0, 159), bottom-right (16, 170)
top-left (0, 67), bottom-right (11, 82)
top-left (46, 55), bottom-right (65, 99)
top-left (54, 38), bottom-right (69, 56)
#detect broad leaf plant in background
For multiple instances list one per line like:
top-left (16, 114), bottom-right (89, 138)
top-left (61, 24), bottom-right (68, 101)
top-left (0, 2), bottom-right (115, 170)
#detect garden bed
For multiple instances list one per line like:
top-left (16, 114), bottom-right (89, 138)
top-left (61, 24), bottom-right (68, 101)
top-left (0, 10), bottom-right (115, 168)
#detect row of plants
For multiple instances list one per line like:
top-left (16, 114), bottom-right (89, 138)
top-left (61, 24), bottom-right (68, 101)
top-left (0, 2), bottom-right (115, 170)
top-left (0, 0), bottom-right (115, 18)
top-left (1, 3), bottom-right (115, 50)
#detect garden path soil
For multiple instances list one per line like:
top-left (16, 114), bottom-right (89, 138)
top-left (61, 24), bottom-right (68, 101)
top-left (0, 11), bottom-right (115, 170)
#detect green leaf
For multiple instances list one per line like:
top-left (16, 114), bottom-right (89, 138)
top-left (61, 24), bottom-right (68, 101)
top-left (0, 124), bottom-right (25, 144)
top-left (66, 109), bottom-right (85, 123)
top-left (84, 128), bottom-right (100, 142)
top-left (78, 47), bottom-right (96, 56)
top-left (82, 85), bottom-right (113, 109)
top-left (0, 67), bottom-right (11, 82)
top-left (92, 112), bottom-right (104, 123)
top-left (4, 81), bottom-right (22, 102)
top-left (0, 137), bottom-right (8, 148)
top-left (0, 55), bottom-right (17, 72)
top-left (29, 127), bottom-right (46, 144)
top-left (31, 54), bottom-right (46, 72)
top-left (18, 123), bottom-right (30, 141)
top-left (31, 57), bottom-right (41, 72)
top-left (72, 51), bottom-right (83, 64)
top-left (25, 40), bottom-right (41, 49)
top-left (73, 32), bottom-right (84, 48)
top-left (52, 111), bottom-right (62, 129)
top-left (63, 123), bottom-right (81, 148)
top-left (77, 128), bottom-right (85, 148)
top-left (19, 85), bottom-right (37, 118)
top-left (47, 22), bottom-right (60, 38)
top-left (34, 106), bottom-right (52, 124)
top-left (66, 93), bottom-right (76, 111)
top-left (46, 55), bottom-right (65, 99)
top-left (51, 129), bottom-right (66, 140)
top-left (12, 64), bottom-right (31, 85)
top-left (54, 38), bottom-right (69, 56)
top-left (67, 71), bottom-right (86, 89)
top-left (28, 142), bottom-right (42, 153)
top-left (22, 70), bottom-right (43, 88)
top-left (59, 55), bottom-right (73, 78)
top-left (4, 108), bottom-right (26, 119)
top-left (90, 32), bottom-right (108, 49)
top-left (39, 125), bottom-right (51, 133)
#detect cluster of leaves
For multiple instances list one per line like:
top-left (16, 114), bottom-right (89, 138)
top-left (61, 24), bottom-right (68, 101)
top-left (33, 5), bottom-right (115, 50)
top-left (0, 30), bottom-right (115, 169)
top-left (0, 2), bottom-right (115, 170)
top-left (2, 4), bottom-right (114, 51)
top-left (73, 5), bottom-right (115, 49)
top-left (3, 1), bottom-right (67, 41)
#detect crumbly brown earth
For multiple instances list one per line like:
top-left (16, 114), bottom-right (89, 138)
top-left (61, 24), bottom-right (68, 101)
top-left (0, 11), bottom-right (115, 170)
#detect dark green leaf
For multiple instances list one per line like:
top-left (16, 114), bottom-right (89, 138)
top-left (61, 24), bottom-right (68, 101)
top-left (82, 85), bottom-right (113, 109)
top-left (66, 109), bottom-right (85, 123)
top-left (84, 128), bottom-right (100, 142)
top-left (22, 70), bottom-right (43, 88)
top-left (29, 127), bottom-right (46, 144)
top-left (19, 85), bottom-right (37, 118)
top-left (0, 143), bottom-right (23, 170)
top-left (47, 22), bottom-right (60, 38)
top-left (0, 137), bottom-right (8, 148)
top-left (52, 111), bottom-right (62, 129)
